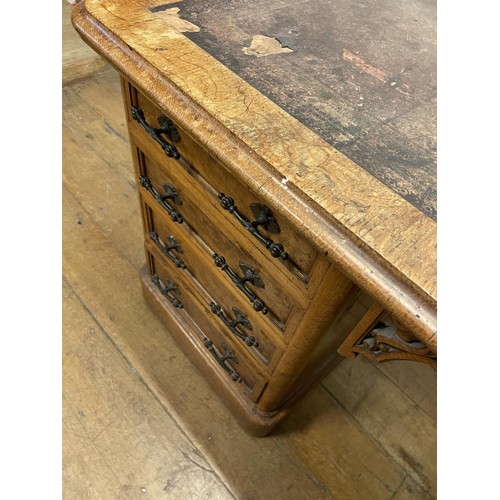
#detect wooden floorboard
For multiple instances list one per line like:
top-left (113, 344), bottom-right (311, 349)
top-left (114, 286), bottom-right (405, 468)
top-left (63, 279), bottom-right (234, 499)
top-left (62, 0), bottom-right (108, 86)
top-left (63, 13), bottom-right (437, 497)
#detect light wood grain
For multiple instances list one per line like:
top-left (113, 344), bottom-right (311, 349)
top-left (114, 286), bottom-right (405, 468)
top-left (62, 0), bottom-right (107, 85)
top-left (62, 182), bottom-right (330, 498)
top-left (73, 0), bottom-right (437, 349)
top-left (63, 280), bottom-right (234, 499)
top-left (376, 360), bottom-right (437, 424)
top-left (63, 65), bottom-right (436, 498)
top-left (323, 356), bottom-right (437, 496)
top-left (280, 387), bottom-right (407, 499)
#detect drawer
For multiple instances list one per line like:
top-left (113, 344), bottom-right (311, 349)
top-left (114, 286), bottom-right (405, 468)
top-left (146, 249), bottom-right (267, 401)
top-left (143, 197), bottom-right (288, 373)
top-left (136, 147), bottom-right (305, 336)
top-left (126, 83), bottom-right (327, 292)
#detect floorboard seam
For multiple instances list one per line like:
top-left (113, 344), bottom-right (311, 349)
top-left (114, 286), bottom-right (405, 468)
top-left (62, 274), bottom-right (237, 499)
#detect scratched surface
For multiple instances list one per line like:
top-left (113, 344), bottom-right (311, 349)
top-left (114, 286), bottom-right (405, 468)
top-left (152, 0), bottom-right (437, 220)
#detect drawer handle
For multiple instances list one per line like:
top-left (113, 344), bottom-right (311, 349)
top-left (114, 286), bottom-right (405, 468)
top-left (203, 338), bottom-right (242, 383)
top-left (151, 273), bottom-right (183, 308)
top-left (212, 254), bottom-right (268, 315)
top-left (218, 194), bottom-right (288, 260)
top-left (210, 302), bottom-right (259, 347)
top-left (131, 106), bottom-right (180, 159)
top-left (150, 232), bottom-right (186, 269)
top-left (140, 176), bottom-right (184, 224)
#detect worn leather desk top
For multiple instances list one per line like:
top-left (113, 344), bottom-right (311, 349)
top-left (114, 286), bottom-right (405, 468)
top-left (166, 0), bottom-right (437, 221)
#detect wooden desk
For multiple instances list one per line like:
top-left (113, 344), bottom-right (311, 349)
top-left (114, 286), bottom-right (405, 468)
top-left (72, 0), bottom-right (436, 435)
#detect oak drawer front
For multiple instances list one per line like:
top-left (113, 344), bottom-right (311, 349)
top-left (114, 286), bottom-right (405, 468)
top-left (146, 249), bottom-right (267, 401)
top-left (127, 84), bottom-right (323, 290)
top-left (146, 236), bottom-right (285, 375)
top-left (143, 198), bottom-right (289, 371)
top-left (143, 190), bottom-right (300, 336)
top-left (136, 149), bottom-right (305, 335)
top-left (134, 145), bottom-right (307, 312)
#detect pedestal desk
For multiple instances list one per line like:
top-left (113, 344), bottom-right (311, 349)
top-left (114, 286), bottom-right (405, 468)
top-left (72, 0), bottom-right (437, 435)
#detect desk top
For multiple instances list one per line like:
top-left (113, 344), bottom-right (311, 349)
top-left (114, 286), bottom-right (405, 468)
top-left (166, 0), bottom-right (437, 222)
top-left (73, 0), bottom-right (437, 349)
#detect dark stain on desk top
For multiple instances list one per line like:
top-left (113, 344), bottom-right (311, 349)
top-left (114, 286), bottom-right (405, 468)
top-left (157, 0), bottom-right (436, 221)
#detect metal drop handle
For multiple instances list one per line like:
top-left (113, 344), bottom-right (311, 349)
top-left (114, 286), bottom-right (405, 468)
top-left (212, 254), bottom-right (268, 315)
top-left (151, 274), bottom-right (183, 309)
top-left (218, 194), bottom-right (288, 260)
top-left (131, 106), bottom-right (180, 159)
top-left (140, 176), bottom-right (183, 224)
top-left (203, 338), bottom-right (242, 383)
top-left (150, 232), bottom-right (186, 269)
top-left (210, 302), bottom-right (259, 347)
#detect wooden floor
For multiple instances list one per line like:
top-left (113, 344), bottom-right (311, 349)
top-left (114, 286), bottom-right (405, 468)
top-left (62, 3), bottom-right (437, 498)
top-left (62, 0), bottom-right (108, 86)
